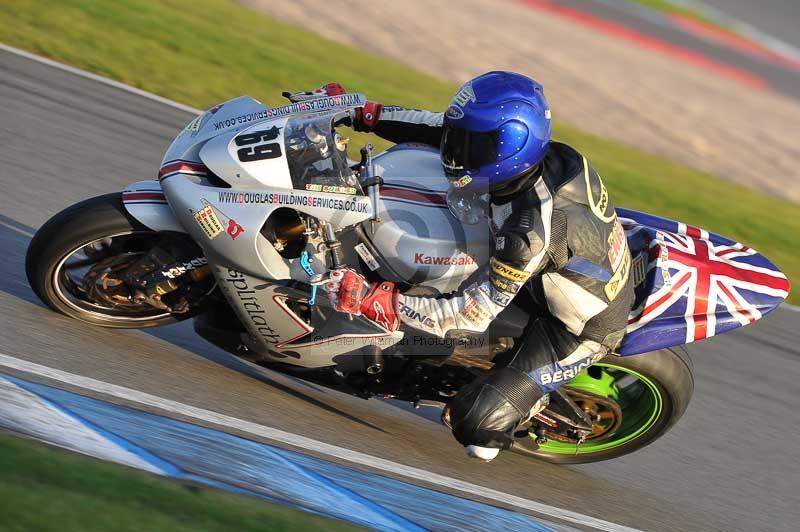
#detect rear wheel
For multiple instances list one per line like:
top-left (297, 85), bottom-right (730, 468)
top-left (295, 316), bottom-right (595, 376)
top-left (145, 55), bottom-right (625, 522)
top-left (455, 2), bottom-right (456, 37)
top-left (513, 347), bottom-right (693, 464)
top-left (26, 193), bottom-right (200, 328)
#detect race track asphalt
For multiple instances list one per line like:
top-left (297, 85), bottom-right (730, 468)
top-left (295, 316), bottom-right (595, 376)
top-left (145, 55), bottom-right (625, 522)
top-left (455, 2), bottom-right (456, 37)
top-left (554, 0), bottom-right (800, 100)
top-left (698, 0), bottom-right (800, 49)
top-left (1, 48), bottom-right (798, 531)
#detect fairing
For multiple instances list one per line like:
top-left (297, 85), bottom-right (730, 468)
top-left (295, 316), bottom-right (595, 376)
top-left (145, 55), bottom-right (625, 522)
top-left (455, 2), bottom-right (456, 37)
top-left (370, 144), bottom-right (491, 293)
top-left (129, 94), bottom-right (388, 368)
top-left (121, 181), bottom-right (184, 233)
top-left (164, 96), bottom-right (268, 170)
top-left (618, 208), bottom-right (790, 355)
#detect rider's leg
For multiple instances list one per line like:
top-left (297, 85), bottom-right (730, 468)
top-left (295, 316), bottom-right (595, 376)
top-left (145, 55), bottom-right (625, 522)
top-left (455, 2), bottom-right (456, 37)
top-left (448, 315), bottom-right (607, 457)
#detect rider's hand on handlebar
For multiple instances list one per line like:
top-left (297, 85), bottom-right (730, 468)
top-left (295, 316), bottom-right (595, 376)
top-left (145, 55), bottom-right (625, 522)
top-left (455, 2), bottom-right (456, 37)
top-left (282, 83), bottom-right (383, 132)
top-left (352, 101), bottom-right (383, 132)
top-left (321, 268), bottom-right (400, 331)
top-left (320, 268), bottom-right (369, 313)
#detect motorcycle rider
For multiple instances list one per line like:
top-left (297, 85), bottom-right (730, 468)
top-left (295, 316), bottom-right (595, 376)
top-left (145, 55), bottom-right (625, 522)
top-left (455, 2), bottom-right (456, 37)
top-left (292, 71), bottom-right (635, 461)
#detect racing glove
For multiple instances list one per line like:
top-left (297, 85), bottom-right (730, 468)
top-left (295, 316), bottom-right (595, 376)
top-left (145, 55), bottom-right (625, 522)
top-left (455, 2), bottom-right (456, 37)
top-left (283, 82), bottom-right (348, 102)
top-left (282, 83), bottom-right (383, 132)
top-left (323, 269), bottom-right (400, 331)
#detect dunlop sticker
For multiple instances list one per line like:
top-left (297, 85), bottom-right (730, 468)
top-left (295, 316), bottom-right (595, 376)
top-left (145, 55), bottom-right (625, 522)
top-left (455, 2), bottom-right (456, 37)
top-left (490, 257), bottom-right (532, 282)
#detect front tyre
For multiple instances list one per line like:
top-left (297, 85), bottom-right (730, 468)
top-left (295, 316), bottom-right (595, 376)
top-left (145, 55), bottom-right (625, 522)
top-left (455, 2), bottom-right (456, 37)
top-left (26, 193), bottom-right (185, 328)
top-left (513, 347), bottom-right (694, 464)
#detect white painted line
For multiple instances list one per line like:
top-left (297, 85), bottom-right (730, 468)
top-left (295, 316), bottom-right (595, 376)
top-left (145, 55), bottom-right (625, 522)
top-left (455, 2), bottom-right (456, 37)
top-left (0, 43), bottom-right (202, 115)
top-left (0, 219), bottom-right (34, 238)
top-left (0, 352), bottom-right (637, 532)
top-left (0, 375), bottom-right (167, 474)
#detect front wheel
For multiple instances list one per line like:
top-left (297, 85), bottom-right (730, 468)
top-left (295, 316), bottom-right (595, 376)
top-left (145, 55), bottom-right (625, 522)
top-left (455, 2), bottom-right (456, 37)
top-left (26, 193), bottom-right (205, 328)
top-left (513, 347), bottom-right (694, 464)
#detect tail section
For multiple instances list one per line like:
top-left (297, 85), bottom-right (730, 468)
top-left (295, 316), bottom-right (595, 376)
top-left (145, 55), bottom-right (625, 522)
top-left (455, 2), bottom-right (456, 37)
top-left (618, 208), bottom-right (789, 355)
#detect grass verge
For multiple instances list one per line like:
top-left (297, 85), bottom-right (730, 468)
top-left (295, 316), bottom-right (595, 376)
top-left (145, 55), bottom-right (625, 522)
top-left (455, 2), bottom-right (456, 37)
top-left (0, 0), bottom-right (796, 301)
top-left (0, 432), bottom-right (359, 532)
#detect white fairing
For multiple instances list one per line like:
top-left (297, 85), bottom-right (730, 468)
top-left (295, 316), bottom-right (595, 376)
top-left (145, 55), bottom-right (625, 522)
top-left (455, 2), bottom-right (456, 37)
top-left (154, 96), bottom-right (372, 280)
top-left (373, 144), bottom-right (492, 293)
top-left (121, 181), bottom-right (184, 233)
top-left (162, 96), bottom-right (273, 170)
top-left (121, 97), bottom-right (492, 368)
top-left (213, 266), bottom-right (403, 368)
top-left (200, 119), bottom-right (293, 189)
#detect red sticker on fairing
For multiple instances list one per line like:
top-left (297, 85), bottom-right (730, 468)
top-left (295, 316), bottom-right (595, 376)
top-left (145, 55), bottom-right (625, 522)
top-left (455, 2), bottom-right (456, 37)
top-left (227, 219), bottom-right (245, 240)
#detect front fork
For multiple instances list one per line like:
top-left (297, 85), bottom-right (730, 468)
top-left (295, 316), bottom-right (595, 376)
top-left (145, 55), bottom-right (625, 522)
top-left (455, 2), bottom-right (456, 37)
top-left (119, 236), bottom-right (212, 313)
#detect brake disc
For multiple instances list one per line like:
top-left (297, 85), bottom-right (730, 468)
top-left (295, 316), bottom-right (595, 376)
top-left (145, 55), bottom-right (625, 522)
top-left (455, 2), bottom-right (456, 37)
top-left (544, 388), bottom-right (623, 443)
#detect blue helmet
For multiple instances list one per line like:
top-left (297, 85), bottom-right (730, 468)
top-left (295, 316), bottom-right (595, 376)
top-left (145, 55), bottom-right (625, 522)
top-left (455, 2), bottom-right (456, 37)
top-left (440, 71), bottom-right (552, 193)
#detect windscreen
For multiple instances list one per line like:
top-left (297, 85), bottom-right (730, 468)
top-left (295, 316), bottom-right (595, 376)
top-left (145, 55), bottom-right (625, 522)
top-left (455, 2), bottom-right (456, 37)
top-left (284, 113), bottom-right (362, 195)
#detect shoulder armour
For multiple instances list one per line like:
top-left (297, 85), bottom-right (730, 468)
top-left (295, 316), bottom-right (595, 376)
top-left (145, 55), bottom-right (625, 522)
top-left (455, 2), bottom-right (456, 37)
top-left (556, 157), bottom-right (616, 224)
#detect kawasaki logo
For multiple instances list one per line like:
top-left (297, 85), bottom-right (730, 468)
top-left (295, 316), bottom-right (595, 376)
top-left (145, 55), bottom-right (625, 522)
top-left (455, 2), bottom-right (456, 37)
top-left (414, 253), bottom-right (475, 266)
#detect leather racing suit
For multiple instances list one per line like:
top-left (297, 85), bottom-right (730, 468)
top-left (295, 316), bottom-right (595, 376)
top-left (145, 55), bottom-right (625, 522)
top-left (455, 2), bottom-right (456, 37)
top-left (361, 105), bottom-right (636, 448)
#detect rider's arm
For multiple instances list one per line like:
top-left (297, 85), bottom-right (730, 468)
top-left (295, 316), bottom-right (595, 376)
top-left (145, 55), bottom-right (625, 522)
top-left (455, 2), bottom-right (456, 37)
top-left (398, 190), bottom-right (550, 338)
top-left (368, 106), bottom-right (444, 147)
top-left (285, 84), bottom-right (443, 147)
top-left (354, 103), bottom-right (443, 148)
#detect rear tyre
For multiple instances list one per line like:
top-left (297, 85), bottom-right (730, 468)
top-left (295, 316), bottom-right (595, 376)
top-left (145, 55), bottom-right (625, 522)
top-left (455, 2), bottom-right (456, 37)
top-left (26, 193), bottom-right (185, 328)
top-left (512, 347), bottom-right (694, 464)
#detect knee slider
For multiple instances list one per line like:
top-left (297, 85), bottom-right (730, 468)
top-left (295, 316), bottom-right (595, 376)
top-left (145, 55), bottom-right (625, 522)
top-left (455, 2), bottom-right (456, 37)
top-left (449, 368), bottom-right (543, 447)
top-left (484, 367), bottom-right (542, 416)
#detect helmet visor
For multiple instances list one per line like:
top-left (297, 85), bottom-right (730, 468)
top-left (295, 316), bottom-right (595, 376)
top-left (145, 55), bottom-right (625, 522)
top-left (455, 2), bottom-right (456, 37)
top-left (440, 122), bottom-right (498, 179)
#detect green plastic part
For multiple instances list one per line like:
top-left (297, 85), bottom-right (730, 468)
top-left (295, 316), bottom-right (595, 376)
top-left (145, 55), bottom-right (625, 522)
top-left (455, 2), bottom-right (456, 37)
top-left (564, 366), bottom-right (620, 400)
top-left (534, 362), bottom-right (663, 455)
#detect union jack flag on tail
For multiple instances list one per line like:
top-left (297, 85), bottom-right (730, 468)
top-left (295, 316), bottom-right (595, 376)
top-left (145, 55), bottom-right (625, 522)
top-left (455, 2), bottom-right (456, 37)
top-left (617, 209), bottom-right (790, 356)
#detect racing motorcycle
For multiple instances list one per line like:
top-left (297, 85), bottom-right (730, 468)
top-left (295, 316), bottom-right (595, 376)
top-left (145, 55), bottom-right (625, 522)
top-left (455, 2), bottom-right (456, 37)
top-left (25, 94), bottom-right (790, 463)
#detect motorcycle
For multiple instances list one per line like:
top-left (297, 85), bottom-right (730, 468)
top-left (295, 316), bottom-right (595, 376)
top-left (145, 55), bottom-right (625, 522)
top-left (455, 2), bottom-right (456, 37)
top-left (25, 93), bottom-right (790, 463)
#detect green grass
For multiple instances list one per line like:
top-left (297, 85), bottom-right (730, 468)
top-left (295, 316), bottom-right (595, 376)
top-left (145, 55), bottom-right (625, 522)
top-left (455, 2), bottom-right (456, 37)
top-left (0, 0), bottom-right (796, 302)
top-left (0, 432), bottom-right (359, 531)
